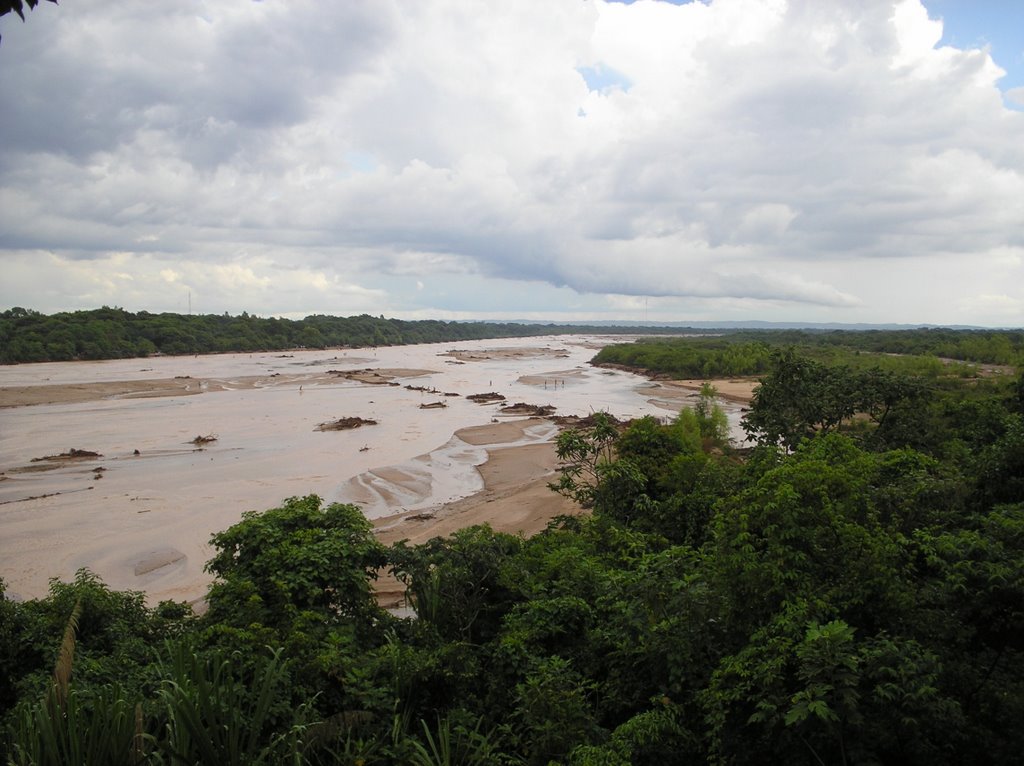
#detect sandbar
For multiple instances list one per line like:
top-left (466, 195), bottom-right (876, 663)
top-left (0, 338), bottom-right (754, 607)
top-left (439, 347), bottom-right (571, 363)
top-left (0, 368), bottom-right (435, 409)
top-left (372, 418), bottom-right (581, 607)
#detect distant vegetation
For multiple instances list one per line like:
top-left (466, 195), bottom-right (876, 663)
top-left (4, 307), bottom-right (1022, 368)
top-left (0, 306), bottom-right (713, 364)
top-left (593, 328), bottom-right (1024, 379)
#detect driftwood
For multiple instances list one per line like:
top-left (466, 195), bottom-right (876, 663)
top-left (467, 392), bottom-right (506, 403)
top-left (315, 417), bottom-right (378, 432)
top-left (31, 448), bottom-right (103, 463)
top-left (499, 403), bottom-right (557, 416)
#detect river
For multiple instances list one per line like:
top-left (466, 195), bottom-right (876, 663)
top-left (0, 335), bottom-right (746, 604)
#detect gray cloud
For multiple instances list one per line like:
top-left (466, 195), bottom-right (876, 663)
top-left (0, 0), bottom-right (1022, 325)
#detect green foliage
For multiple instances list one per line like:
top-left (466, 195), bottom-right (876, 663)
top-left (548, 413), bottom-right (620, 508)
top-left (513, 657), bottom-right (603, 766)
top-left (408, 714), bottom-right (506, 766)
top-left (742, 349), bottom-right (935, 451)
top-left (390, 526), bottom-right (524, 645)
top-left (5, 594), bottom-right (146, 766)
top-left (742, 349), bottom-right (856, 449)
top-left (156, 644), bottom-right (313, 765)
top-left (594, 327), bottom-right (1024, 373)
top-left (593, 338), bottom-right (774, 378)
top-left (7, 684), bottom-right (145, 766)
top-left (694, 382), bottom-right (730, 446)
top-left (0, 306), bottom-right (714, 364)
top-left (205, 495), bottom-right (388, 631)
top-left (569, 698), bottom-right (694, 766)
top-left (1, 570), bottom-right (194, 735)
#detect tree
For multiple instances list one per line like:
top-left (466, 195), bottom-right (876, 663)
top-left (742, 349), bottom-right (855, 450)
top-left (548, 412), bottom-right (620, 508)
top-left (204, 495), bottom-right (388, 631)
top-left (390, 525), bottom-right (524, 645)
top-left (693, 382), bottom-right (730, 447)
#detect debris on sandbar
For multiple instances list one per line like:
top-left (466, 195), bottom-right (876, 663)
top-left (190, 434), bottom-right (218, 445)
top-left (30, 448), bottom-right (103, 463)
top-left (467, 392), bottom-right (506, 403)
top-left (315, 417), bottom-right (378, 431)
top-left (499, 402), bottom-right (557, 416)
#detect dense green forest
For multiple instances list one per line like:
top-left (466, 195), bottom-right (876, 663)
top-left (0, 307), bottom-right (715, 364)
top-left (4, 307), bottom-right (1022, 369)
top-left (2, 341), bottom-right (1022, 764)
top-left (592, 330), bottom-right (1024, 380)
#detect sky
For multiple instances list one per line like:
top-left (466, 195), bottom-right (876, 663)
top-left (0, 0), bottom-right (1022, 327)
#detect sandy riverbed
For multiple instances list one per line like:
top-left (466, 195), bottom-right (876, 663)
top-left (0, 337), bottom-right (753, 606)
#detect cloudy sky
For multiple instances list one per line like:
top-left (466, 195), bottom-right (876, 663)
top-left (1, 0), bottom-right (1022, 326)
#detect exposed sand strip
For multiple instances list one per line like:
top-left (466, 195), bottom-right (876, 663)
top-left (655, 378), bottom-right (757, 404)
top-left (0, 368), bottom-right (435, 409)
top-left (372, 419), bottom-right (581, 607)
top-left (439, 347), bottom-right (571, 362)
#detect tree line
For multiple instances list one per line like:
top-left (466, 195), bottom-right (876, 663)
top-left (0, 307), bottom-right (721, 364)
top-left (1, 344), bottom-right (1022, 764)
top-left (592, 331), bottom-right (1024, 380)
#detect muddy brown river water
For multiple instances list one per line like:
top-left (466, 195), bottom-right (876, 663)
top-left (0, 335), bottom-right (747, 605)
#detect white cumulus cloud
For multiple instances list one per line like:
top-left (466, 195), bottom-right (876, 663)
top-left (0, 0), bottom-right (1021, 325)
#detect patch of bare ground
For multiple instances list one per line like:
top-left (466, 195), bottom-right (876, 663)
top-left (328, 368), bottom-right (434, 385)
top-left (0, 367), bottom-right (439, 409)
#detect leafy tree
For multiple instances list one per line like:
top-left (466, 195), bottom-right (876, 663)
top-left (693, 382), bottom-right (730, 446)
top-left (742, 349), bottom-right (856, 450)
top-left (548, 413), bottom-right (620, 508)
top-left (512, 656), bottom-right (602, 765)
top-left (204, 495), bottom-right (388, 633)
top-left (390, 525), bottom-right (524, 645)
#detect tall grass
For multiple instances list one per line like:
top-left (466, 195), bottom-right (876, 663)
top-left (6, 599), bottom-right (146, 766)
top-left (155, 643), bottom-right (313, 765)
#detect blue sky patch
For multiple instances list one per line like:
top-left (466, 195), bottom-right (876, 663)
top-left (577, 63), bottom-right (632, 93)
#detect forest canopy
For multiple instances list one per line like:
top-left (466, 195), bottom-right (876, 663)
top-left (3, 306), bottom-right (1023, 366)
top-left (0, 307), bottom-right (716, 364)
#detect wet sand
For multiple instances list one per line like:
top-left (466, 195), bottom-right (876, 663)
top-left (0, 337), bottom-right (752, 606)
top-left (373, 418), bottom-right (580, 546)
top-left (658, 378), bottom-right (759, 403)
